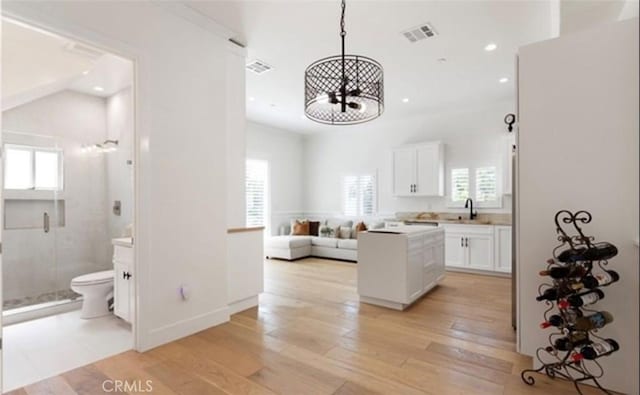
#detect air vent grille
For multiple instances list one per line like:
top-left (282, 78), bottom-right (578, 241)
top-left (246, 59), bottom-right (273, 74)
top-left (401, 23), bottom-right (438, 43)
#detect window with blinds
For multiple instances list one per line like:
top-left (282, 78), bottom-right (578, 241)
top-left (476, 166), bottom-right (497, 203)
top-left (343, 175), bottom-right (376, 217)
top-left (246, 159), bottom-right (268, 227)
top-left (450, 168), bottom-right (470, 203)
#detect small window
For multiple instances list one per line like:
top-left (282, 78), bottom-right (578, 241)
top-left (476, 166), bottom-right (497, 203)
top-left (4, 145), bottom-right (63, 191)
top-left (245, 159), bottom-right (268, 227)
top-left (343, 174), bottom-right (376, 217)
top-left (450, 168), bottom-right (470, 203)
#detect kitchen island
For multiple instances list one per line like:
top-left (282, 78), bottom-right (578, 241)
top-left (357, 225), bottom-right (445, 310)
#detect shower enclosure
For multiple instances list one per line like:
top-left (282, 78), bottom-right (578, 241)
top-left (2, 128), bottom-right (112, 321)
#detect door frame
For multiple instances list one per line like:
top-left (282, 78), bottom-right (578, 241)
top-left (0, 9), bottom-right (142, 386)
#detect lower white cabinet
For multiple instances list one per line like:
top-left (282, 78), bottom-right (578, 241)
top-left (494, 225), bottom-right (513, 273)
top-left (441, 224), bottom-right (509, 273)
top-left (113, 244), bottom-right (134, 323)
top-left (358, 226), bottom-right (445, 310)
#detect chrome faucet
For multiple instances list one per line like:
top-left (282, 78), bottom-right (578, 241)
top-left (464, 198), bottom-right (477, 220)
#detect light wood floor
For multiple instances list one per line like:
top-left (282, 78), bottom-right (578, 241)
top-left (7, 258), bottom-right (612, 395)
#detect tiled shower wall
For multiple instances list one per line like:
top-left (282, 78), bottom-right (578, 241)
top-left (2, 90), bottom-right (114, 306)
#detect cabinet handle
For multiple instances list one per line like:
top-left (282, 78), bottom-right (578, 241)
top-left (465, 238), bottom-right (468, 247)
top-left (123, 271), bottom-right (132, 280)
top-left (43, 212), bottom-right (50, 233)
top-left (460, 237), bottom-right (464, 247)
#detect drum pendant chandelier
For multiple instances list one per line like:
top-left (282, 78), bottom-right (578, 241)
top-left (304, 0), bottom-right (384, 125)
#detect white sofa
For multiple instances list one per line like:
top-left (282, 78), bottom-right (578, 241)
top-left (265, 218), bottom-right (384, 262)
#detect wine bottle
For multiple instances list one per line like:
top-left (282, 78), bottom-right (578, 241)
top-left (583, 242), bottom-right (618, 261)
top-left (539, 265), bottom-right (586, 279)
top-left (536, 287), bottom-right (572, 302)
top-left (572, 339), bottom-right (619, 361)
top-left (565, 289), bottom-right (604, 307)
top-left (550, 332), bottom-right (590, 351)
top-left (571, 270), bottom-right (620, 290)
top-left (573, 311), bottom-right (613, 331)
top-left (540, 309), bottom-right (582, 328)
top-left (556, 247), bottom-right (588, 263)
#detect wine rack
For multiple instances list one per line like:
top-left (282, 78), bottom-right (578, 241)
top-left (521, 210), bottom-right (619, 395)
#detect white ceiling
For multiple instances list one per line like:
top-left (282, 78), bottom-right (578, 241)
top-left (2, 18), bottom-right (132, 111)
top-left (187, 1), bottom-right (555, 134)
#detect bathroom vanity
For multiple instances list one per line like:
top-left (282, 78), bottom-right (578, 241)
top-left (357, 226), bottom-right (445, 310)
top-left (112, 238), bottom-right (134, 323)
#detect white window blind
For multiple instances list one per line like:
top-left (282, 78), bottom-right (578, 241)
top-left (450, 168), bottom-right (469, 203)
top-left (343, 174), bottom-right (376, 217)
top-left (245, 159), bottom-right (268, 227)
top-left (475, 166), bottom-right (497, 203)
top-left (4, 144), bottom-right (63, 191)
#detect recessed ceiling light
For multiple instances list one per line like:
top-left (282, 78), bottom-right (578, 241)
top-left (82, 70), bottom-right (90, 75)
top-left (402, 98), bottom-right (410, 103)
top-left (93, 86), bottom-right (104, 92)
top-left (249, 97), bottom-right (255, 101)
top-left (484, 43), bottom-right (497, 52)
top-left (499, 77), bottom-right (509, 83)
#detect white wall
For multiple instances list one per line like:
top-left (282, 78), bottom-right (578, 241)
top-left (2, 1), bottom-right (237, 351)
top-left (246, 121), bottom-right (306, 235)
top-left (106, 87), bottom-right (134, 239)
top-left (518, 18), bottom-right (639, 395)
top-left (304, 101), bottom-right (514, 217)
top-left (2, 90), bottom-right (111, 302)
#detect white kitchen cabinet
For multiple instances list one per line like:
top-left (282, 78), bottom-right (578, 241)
top-left (113, 241), bottom-right (134, 323)
top-left (392, 141), bottom-right (444, 197)
top-left (358, 226), bottom-right (445, 310)
top-left (494, 225), bottom-right (512, 273)
top-left (441, 224), bottom-right (494, 272)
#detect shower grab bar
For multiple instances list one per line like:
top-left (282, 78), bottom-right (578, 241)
top-left (44, 212), bottom-right (50, 233)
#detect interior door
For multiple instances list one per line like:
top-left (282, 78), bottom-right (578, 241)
top-left (415, 144), bottom-right (440, 195)
top-left (392, 148), bottom-right (415, 196)
top-left (444, 233), bottom-right (465, 267)
top-left (466, 234), bottom-right (494, 270)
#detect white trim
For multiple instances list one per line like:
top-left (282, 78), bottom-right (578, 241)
top-left (138, 306), bottom-right (230, 352)
top-left (228, 295), bottom-right (259, 315)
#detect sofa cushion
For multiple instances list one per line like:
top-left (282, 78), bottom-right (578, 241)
top-left (311, 237), bottom-right (339, 248)
top-left (338, 226), bottom-right (352, 239)
top-left (337, 239), bottom-right (358, 250)
top-left (267, 236), bottom-right (312, 249)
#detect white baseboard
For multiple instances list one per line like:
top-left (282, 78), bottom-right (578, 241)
top-left (228, 295), bottom-right (259, 315)
top-left (136, 306), bottom-right (230, 352)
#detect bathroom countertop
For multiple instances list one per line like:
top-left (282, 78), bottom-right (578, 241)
top-left (112, 237), bottom-right (133, 247)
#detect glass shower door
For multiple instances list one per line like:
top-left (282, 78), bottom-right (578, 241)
top-left (2, 132), bottom-right (62, 314)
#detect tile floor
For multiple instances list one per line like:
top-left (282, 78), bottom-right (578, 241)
top-left (2, 309), bottom-right (132, 392)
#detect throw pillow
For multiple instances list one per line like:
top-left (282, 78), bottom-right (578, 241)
top-left (338, 226), bottom-right (352, 239)
top-left (353, 221), bottom-right (368, 239)
top-left (291, 220), bottom-right (310, 236)
top-left (309, 221), bottom-right (321, 236)
top-left (319, 225), bottom-right (334, 238)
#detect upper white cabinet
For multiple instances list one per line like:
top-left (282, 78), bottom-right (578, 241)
top-left (393, 141), bottom-right (444, 197)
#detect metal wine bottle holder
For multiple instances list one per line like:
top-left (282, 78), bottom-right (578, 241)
top-left (520, 210), bottom-right (617, 395)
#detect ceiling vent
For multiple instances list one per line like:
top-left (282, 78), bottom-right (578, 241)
top-left (401, 23), bottom-right (438, 43)
top-left (64, 42), bottom-right (103, 59)
top-left (246, 59), bottom-right (273, 75)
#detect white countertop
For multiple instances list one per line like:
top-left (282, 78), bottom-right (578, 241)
top-left (368, 225), bottom-right (441, 234)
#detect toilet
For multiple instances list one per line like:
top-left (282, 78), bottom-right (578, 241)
top-left (70, 270), bottom-right (115, 319)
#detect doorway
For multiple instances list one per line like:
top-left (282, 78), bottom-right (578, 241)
top-left (1, 17), bottom-right (136, 391)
